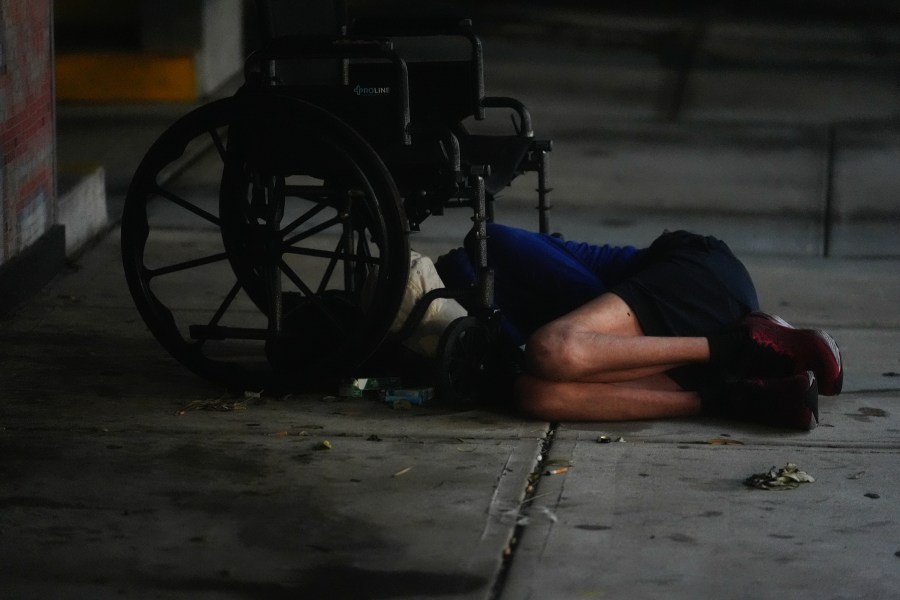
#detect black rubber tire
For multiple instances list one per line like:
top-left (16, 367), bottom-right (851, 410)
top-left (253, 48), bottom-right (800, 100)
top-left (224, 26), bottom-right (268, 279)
top-left (121, 93), bottom-right (409, 391)
top-left (435, 316), bottom-right (493, 408)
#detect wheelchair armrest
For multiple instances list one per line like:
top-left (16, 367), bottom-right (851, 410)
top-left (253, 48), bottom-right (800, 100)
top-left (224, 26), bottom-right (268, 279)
top-left (481, 97), bottom-right (534, 138)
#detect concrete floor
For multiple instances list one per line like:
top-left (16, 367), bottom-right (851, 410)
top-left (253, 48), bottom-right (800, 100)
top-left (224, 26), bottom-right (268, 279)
top-left (3, 4), bottom-right (900, 599)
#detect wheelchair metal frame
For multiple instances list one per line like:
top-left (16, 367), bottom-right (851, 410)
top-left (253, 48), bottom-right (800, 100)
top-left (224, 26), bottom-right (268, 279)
top-left (121, 0), bottom-right (553, 398)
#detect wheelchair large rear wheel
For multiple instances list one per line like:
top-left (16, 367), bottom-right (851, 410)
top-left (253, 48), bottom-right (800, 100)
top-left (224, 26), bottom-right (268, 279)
top-left (121, 94), bottom-right (409, 391)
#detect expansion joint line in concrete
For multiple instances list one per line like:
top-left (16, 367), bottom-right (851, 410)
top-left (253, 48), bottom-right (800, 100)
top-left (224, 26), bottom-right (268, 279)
top-left (488, 422), bottom-right (559, 600)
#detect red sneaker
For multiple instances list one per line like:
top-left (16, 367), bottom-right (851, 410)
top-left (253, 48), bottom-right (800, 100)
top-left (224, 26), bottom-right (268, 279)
top-left (724, 371), bottom-right (819, 431)
top-left (741, 312), bottom-right (843, 396)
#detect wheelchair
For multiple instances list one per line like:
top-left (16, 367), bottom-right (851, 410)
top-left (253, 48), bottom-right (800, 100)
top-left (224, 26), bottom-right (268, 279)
top-left (120, 0), bottom-right (552, 404)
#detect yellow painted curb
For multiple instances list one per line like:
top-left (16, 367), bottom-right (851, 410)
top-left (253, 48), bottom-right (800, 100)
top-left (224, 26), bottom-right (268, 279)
top-left (56, 52), bottom-right (197, 102)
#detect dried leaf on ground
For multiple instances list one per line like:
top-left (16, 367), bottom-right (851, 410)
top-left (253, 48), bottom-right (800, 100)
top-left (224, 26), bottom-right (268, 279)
top-left (176, 397), bottom-right (246, 415)
top-left (745, 463), bottom-right (815, 490)
top-left (704, 438), bottom-right (744, 445)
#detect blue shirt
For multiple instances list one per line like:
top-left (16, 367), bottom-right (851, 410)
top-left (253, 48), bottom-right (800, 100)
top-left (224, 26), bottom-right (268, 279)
top-left (436, 223), bottom-right (640, 346)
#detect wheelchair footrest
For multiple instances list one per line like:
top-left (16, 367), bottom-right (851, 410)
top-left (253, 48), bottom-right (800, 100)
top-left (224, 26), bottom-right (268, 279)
top-left (190, 325), bottom-right (270, 341)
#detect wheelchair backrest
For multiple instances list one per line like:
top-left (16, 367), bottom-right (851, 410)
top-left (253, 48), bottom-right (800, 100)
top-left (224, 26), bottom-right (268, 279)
top-left (249, 0), bottom-right (485, 150)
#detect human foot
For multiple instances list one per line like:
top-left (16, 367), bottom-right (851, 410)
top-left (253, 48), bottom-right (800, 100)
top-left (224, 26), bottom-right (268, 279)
top-left (741, 312), bottom-right (842, 396)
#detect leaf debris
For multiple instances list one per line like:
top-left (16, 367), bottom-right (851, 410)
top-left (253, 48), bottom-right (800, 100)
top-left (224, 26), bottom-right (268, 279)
top-left (744, 463), bottom-right (815, 490)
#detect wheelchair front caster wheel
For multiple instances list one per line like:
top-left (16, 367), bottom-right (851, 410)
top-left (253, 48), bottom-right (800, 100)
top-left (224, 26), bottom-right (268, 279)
top-left (436, 316), bottom-right (494, 409)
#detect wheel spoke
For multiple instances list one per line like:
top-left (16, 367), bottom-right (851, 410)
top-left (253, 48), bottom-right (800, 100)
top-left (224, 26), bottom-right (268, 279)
top-left (147, 251), bottom-right (230, 278)
top-left (280, 201), bottom-right (329, 238)
top-left (284, 185), bottom-right (345, 202)
top-left (209, 128), bottom-right (227, 161)
top-left (278, 259), bottom-right (316, 297)
top-left (354, 231), bottom-right (374, 291)
top-left (195, 279), bottom-right (243, 348)
top-left (282, 245), bottom-right (381, 266)
top-left (316, 233), bottom-right (348, 294)
top-left (279, 260), bottom-right (353, 338)
top-left (209, 280), bottom-right (243, 327)
top-left (282, 214), bottom-right (343, 247)
top-left (154, 184), bottom-right (221, 226)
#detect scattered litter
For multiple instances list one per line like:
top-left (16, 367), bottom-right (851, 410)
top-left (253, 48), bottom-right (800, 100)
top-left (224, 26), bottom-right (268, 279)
top-left (336, 377), bottom-right (436, 407)
top-left (537, 506), bottom-right (558, 523)
top-left (316, 440), bottom-right (332, 450)
top-left (176, 397), bottom-right (246, 415)
top-left (518, 491), bottom-right (555, 507)
top-left (847, 471), bottom-right (866, 480)
top-left (546, 467), bottom-right (569, 476)
top-left (392, 467), bottom-right (412, 478)
top-left (503, 504), bottom-right (558, 528)
top-left (339, 377), bottom-right (403, 398)
top-left (244, 391), bottom-right (262, 400)
top-left (366, 434), bottom-right (383, 442)
top-left (703, 438), bottom-right (744, 446)
top-left (865, 492), bottom-right (881, 499)
top-left (384, 387), bottom-right (434, 407)
top-left (270, 431), bottom-right (289, 438)
top-left (597, 435), bottom-right (625, 444)
top-left (744, 463), bottom-right (815, 490)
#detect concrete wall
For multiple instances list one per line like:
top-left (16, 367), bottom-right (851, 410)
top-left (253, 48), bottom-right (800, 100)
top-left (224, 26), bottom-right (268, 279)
top-left (0, 0), bottom-right (56, 268)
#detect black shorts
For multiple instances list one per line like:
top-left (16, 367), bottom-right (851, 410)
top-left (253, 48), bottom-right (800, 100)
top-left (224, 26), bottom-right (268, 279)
top-left (611, 230), bottom-right (759, 391)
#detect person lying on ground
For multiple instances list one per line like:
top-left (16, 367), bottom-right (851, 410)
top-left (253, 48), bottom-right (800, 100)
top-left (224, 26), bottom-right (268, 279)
top-left (436, 223), bottom-right (842, 430)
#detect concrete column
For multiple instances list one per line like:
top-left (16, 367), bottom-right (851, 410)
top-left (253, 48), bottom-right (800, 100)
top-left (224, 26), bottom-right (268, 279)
top-left (56, 0), bottom-right (243, 102)
top-left (0, 0), bottom-right (65, 312)
top-left (0, 0), bottom-right (56, 264)
top-left (141, 0), bottom-right (243, 97)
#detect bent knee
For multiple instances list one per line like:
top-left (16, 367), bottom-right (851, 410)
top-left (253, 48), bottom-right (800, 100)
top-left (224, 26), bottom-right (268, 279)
top-left (524, 324), bottom-right (582, 381)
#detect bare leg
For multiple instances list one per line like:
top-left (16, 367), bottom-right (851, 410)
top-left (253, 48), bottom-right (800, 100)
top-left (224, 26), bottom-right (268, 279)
top-left (516, 292), bottom-right (709, 422)
top-left (525, 293), bottom-right (710, 383)
top-left (515, 373), bottom-right (703, 421)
